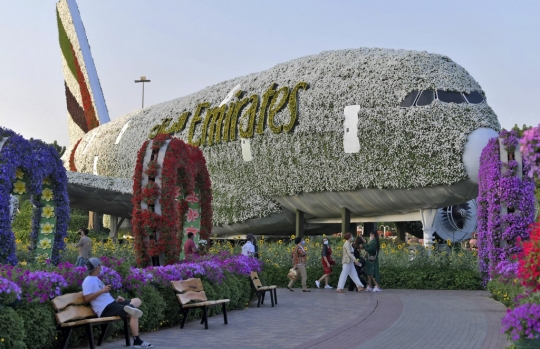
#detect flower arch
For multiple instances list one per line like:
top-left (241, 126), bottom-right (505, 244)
top-left (477, 130), bottom-right (535, 284)
top-left (132, 134), bottom-right (212, 267)
top-left (0, 127), bottom-right (69, 266)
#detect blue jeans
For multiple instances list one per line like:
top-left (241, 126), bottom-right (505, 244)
top-left (75, 256), bottom-right (87, 267)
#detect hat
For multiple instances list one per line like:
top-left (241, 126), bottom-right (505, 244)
top-left (86, 257), bottom-right (101, 272)
top-left (246, 233), bottom-right (254, 240)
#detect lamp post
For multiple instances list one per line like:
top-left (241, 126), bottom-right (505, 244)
top-left (379, 225), bottom-right (390, 235)
top-left (134, 76), bottom-right (151, 108)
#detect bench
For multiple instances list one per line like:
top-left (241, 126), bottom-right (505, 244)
top-left (171, 278), bottom-right (230, 330)
top-left (51, 292), bottom-right (130, 349)
top-left (250, 271), bottom-right (278, 307)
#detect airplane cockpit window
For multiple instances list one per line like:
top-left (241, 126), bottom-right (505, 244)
top-left (437, 90), bottom-right (465, 104)
top-left (399, 90), bottom-right (419, 108)
top-left (416, 90), bottom-right (435, 106)
top-left (400, 89), bottom-right (485, 107)
top-left (463, 91), bottom-right (484, 104)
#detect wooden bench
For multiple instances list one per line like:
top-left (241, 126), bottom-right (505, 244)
top-left (171, 278), bottom-right (230, 330)
top-left (250, 271), bottom-right (278, 307)
top-left (51, 292), bottom-right (130, 349)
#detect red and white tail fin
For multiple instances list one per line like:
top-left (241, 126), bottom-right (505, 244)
top-left (56, 0), bottom-right (109, 146)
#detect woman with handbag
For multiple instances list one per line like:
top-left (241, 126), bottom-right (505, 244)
top-left (315, 237), bottom-right (334, 289)
top-left (287, 236), bottom-right (310, 292)
top-left (365, 231), bottom-right (381, 292)
top-left (336, 233), bottom-right (365, 293)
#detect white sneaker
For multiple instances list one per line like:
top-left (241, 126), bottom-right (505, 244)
top-left (324, 285), bottom-right (333, 289)
top-left (315, 280), bottom-right (320, 288)
top-left (373, 286), bottom-right (381, 292)
top-left (366, 286), bottom-right (373, 292)
top-left (124, 305), bottom-right (143, 318)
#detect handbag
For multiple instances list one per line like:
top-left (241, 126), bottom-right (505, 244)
top-left (368, 250), bottom-right (378, 262)
top-left (328, 256), bottom-right (336, 265)
top-left (287, 268), bottom-right (297, 280)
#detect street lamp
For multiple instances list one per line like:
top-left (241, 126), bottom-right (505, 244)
top-left (134, 76), bottom-right (151, 108)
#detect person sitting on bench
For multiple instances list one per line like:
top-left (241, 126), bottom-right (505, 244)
top-left (82, 257), bottom-right (154, 348)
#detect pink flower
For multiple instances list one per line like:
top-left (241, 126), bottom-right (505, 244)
top-left (185, 226), bottom-right (199, 234)
top-left (186, 208), bottom-right (199, 222)
top-left (186, 192), bottom-right (199, 203)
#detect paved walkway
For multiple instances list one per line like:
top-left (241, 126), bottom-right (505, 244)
top-left (96, 289), bottom-right (509, 349)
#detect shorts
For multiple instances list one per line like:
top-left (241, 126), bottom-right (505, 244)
top-left (75, 257), bottom-right (87, 267)
top-left (101, 299), bottom-right (132, 319)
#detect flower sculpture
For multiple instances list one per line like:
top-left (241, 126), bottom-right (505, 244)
top-left (477, 130), bottom-right (535, 284)
top-left (132, 134), bottom-right (212, 267)
top-left (0, 127), bottom-right (69, 265)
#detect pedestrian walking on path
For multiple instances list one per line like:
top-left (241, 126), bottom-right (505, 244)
top-left (316, 237), bottom-right (334, 289)
top-left (365, 231), bottom-right (382, 292)
top-left (287, 236), bottom-right (310, 292)
top-left (336, 233), bottom-right (365, 293)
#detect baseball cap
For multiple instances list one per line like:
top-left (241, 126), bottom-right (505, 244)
top-left (86, 257), bottom-right (101, 272)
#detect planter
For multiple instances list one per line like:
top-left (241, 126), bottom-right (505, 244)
top-left (513, 338), bottom-right (540, 349)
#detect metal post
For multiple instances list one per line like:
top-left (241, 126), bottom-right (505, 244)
top-left (135, 76), bottom-right (151, 109)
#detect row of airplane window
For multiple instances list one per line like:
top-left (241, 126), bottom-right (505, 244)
top-left (400, 90), bottom-right (484, 108)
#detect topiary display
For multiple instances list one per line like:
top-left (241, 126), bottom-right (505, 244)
top-left (0, 306), bottom-right (27, 349)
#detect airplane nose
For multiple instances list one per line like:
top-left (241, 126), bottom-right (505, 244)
top-left (463, 127), bottom-right (500, 183)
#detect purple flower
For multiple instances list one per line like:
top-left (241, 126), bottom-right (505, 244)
top-left (0, 276), bottom-right (22, 304)
top-left (501, 303), bottom-right (540, 340)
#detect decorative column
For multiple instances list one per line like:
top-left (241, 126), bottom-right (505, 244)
top-left (420, 209), bottom-right (437, 251)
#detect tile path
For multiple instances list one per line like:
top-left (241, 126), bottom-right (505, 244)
top-left (93, 288), bottom-right (509, 349)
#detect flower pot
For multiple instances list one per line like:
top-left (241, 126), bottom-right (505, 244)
top-left (513, 338), bottom-right (540, 349)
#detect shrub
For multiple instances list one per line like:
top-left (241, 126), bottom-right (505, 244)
top-left (16, 302), bottom-right (57, 349)
top-left (487, 279), bottom-right (523, 308)
top-left (0, 306), bottom-right (27, 349)
top-left (129, 285), bottom-right (166, 332)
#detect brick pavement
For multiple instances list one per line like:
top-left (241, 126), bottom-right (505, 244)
top-left (94, 288), bottom-right (509, 349)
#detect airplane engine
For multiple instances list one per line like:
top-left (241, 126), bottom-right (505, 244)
top-left (433, 199), bottom-right (477, 243)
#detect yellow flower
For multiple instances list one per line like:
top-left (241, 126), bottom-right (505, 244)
top-left (63, 238), bottom-right (68, 243)
top-left (42, 177), bottom-right (51, 185)
top-left (35, 252), bottom-right (49, 264)
top-left (19, 261), bottom-right (27, 266)
top-left (16, 168), bottom-right (24, 179)
top-left (381, 243), bottom-right (387, 249)
top-left (391, 249), bottom-right (396, 253)
top-left (41, 188), bottom-right (54, 201)
top-left (42, 205), bottom-right (55, 218)
top-left (415, 250), bottom-right (418, 255)
top-left (322, 234), bottom-right (326, 237)
top-left (398, 244), bottom-right (403, 249)
top-left (38, 238), bottom-right (52, 249)
top-left (291, 235), bottom-right (295, 240)
top-left (458, 253), bottom-right (463, 257)
top-left (278, 240), bottom-right (282, 244)
top-left (305, 238), bottom-right (310, 243)
top-left (430, 245), bottom-right (435, 250)
top-left (40, 222), bottom-right (54, 235)
top-left (447, 239), bottom-right (452, 247)
top-left (261, 235), bottom-right (265, 240)
top-left (13, 180), bottom-right (26, 195)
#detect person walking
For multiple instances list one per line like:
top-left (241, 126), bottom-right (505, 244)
top-left (336, 233), bottom-right (365, 293)
top-left (75, 228), bottom-right (92, 267)
top-left (183, 232), bottom-right (198, 258)
top-left (365, 231), bottom-right (382, 292)
top-left (316, 237), bottom-right (334, 289)
top-left (287, 236), bottom-right (310, 292)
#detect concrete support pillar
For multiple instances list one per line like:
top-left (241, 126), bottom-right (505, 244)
top-left (295, 209), bottom-right (304, 238)
top-left (341, 207), bottom-right (351, 237)
top-left (421, 209), bottom-right (437, 252)
top-left (88, 211), bottom-right (102, 231)
top-left (109, 216), bottom-right (118, 242)
top-left (396, 222), bottom-right (406, 242)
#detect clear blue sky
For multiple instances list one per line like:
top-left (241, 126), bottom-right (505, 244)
top-left (0, 0), bottom-right (538, 146)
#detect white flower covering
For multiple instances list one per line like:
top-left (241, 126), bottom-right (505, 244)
top-left (65, 48), bottom-right (500, 226)
top-left (66, 171), bottom-right (132, 194)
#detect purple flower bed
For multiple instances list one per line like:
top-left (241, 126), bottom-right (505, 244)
top-left (477, 130), bottom-right (536, 284)
top-left (0, 276), bottom-right (22, 305)
top-left (1, 254), bottom-right (261, 302)
top-left (520, 125), bottom-right (540, 179)
top-left (502, 303), bottom-right (540, 340)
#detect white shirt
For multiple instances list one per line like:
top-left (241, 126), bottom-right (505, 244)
top-left (241, 241), bottom-right (255, 256)
top-left (82, 275), bottom-right (114, 317)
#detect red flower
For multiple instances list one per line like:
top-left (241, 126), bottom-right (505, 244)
top-left (184, 226), bottom-right (199, 234)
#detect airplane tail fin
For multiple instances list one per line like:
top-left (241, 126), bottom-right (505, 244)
top-left (56, 0), bottom-right (109, 146)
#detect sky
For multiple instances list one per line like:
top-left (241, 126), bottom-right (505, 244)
top-left (0, 0), bottom-right (538, 147)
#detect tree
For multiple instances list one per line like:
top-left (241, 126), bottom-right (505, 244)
top-left (48, 140), bottom-right (66, 157)
top-left (511, 124), bottom-right (532, 138)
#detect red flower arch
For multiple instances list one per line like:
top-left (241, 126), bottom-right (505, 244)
top-left (132, 134), bottom-right (212, 267)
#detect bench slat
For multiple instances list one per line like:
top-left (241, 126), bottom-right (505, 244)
top-left (250, 272), bottom-right (277, 290)
top-left (171, 278), bottom-right (204, 293)
top-left (177, 296), bottom-right (230, 308)
top-left (56, 305), bottom-right (97, 324)
top-left (59, 316), bottom-right (122, 327)
top-left (178, 290), bottom-right (208, 305)
top-left (52, 291), bottom-right (87, 311)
